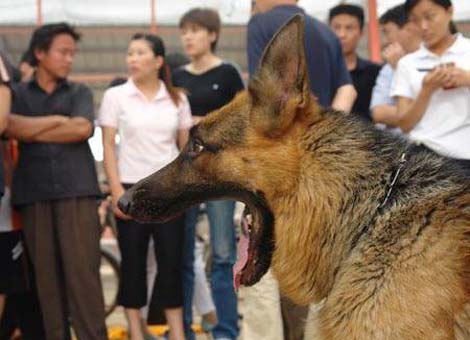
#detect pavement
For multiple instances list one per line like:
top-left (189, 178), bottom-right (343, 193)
top-left (100, 223), bottom-right (225, 340)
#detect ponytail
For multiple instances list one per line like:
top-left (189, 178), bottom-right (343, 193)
top-left (159, 62), bottom-right (182, 106)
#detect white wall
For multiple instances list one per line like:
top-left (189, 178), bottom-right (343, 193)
top-left (0, 0), bottom-right (469, 26)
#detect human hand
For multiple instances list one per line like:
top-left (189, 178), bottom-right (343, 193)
top-left (111, 186), bottom-right (132, 220)
top-left (20, 65), bottom-right (35, 82)
top-left (422, 65), bottom-right (453, 93)
top-left (192, 116), bottom-right (203, 125)
top-left (382, 42), bottom-right (406, 69)
top-left (442, 66), bottom-right (470, 90)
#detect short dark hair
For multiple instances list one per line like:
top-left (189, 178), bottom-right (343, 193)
top-left (404, 0), bottom-right (452, 13)
top-left (20, 48), bottom-right (35, 65)
top-left (179, 8), bottom-right (221, 52)
top-left (328, 4), bottom-right (365, 30)
top-left (380, 5), bottom-right (409, 28)
top-left (29, 22), bottom-right (81, 66)
top-left (404, 0), bottom-right (457, 33)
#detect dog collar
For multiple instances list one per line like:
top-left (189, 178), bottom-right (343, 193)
top-left (378, 151), bottom-right (407, 209)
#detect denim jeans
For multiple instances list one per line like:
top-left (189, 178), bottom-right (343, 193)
top-left (183, 200), bottom-right (238, 340)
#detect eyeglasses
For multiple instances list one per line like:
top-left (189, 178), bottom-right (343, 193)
top-left (50, 48), bottom-right (77, 58)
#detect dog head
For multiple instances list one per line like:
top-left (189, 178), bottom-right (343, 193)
top-left (120, 15), bottom-right (315, 286)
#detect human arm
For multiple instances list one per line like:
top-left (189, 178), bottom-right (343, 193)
top-left (0, 86), bottom-right (10, 134)
top-left (30, 84), bottom-right (95, 143)
top-left (192, 116), bottom-right (203, 125)
top-left (331, 84), bottom-right (357, 113)
top-left (370, 65), bottom-right (400, 126)
top-left (395, 92), bottom-right (433, 133)
top-left (395, 66), bottom-right (452, 132)
top-left (178, 128), bottom-right (189, 150)
top-left (3, 68), bottom-right (75, 141)
top-left (371, 105), bottom-right (401, 126)
top-left (0, 55), bottom-right (11, 133)
top-left (32, 117), bottom-right (93, 143)
top-left (102, 126), bottom-right (130, 220)
top-left (6, 113), bottom-right (68, 142)
top-left (99, 88), bottom-right (129, 219)
top-left (178, 94), bottom-right (193, 146)
top-left (330, 35), bottom-right (356, 112)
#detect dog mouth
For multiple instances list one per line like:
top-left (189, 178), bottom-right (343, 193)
top-left (127, 194), bottom-right (184, 223)
top-left (122, 177), bottom-right (275, 288)
top-left (233, 203), bottom-right (274, 289)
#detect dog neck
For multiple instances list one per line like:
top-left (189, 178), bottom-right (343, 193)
top-left (269, 112), bottom-right (407, 305)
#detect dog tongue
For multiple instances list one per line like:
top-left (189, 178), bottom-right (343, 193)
top-left (233, 217), bottom-right (250, 291)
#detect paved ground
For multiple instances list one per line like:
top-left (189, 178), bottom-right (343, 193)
top-left (100, 217), bottom-right (229, 340)
top-left (101, 244), bottom-right (213, 340)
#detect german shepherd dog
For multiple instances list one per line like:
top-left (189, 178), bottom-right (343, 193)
top-left (119, 16), bottom-right (470, 339)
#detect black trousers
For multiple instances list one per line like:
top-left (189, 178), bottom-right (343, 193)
top-left (0, 241), bottom-right (46, 340)
top-left (116, 213), bottom-right (185, 310)
top-left (280, 295), bottom-right (309, 340)
top-left (0, 290), bottom-right (47, 340)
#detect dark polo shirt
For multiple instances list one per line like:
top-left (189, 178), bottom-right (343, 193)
top-left (10, 78), bottom-right (101, 206)
top-left (350, 57), bottom-right (381, 120)
top-left (247, 5), bottom-right (352, 107)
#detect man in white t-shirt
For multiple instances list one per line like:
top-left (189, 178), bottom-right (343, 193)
top-left (370, 4), bottom-right (421, 128)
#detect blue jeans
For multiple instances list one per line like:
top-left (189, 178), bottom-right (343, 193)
top-left (183, 200), bottom-right (238, 340)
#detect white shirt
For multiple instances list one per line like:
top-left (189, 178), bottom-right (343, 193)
top-left (98, 79), bottom-right (192, 183)
top-left (391, 34), bottom-right (470, 159)
top-left (370, 63), bottom-right (396, 109)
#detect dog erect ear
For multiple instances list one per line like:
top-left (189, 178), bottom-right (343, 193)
top-left (248, 15), bottom-right (310, 137)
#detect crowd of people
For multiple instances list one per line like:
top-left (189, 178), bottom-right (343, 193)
top-left (0, 0), bottom-right (469, 339)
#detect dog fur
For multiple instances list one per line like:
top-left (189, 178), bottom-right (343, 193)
top-left (121, 16), bottom-right (470, 339)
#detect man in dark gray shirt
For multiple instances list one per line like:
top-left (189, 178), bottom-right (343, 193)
top-left (247, 0), bottom-right (356, 112)
top-left (7, 23), bottom-right (107, 340)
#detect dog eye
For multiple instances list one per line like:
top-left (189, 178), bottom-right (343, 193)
top-left (194, 141), bottom-right (204, 153)
top-left (189, 139), bottom-right (205, 156)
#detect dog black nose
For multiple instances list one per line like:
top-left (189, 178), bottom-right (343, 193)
top-left (118, 193), bottom-right (132, 214)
